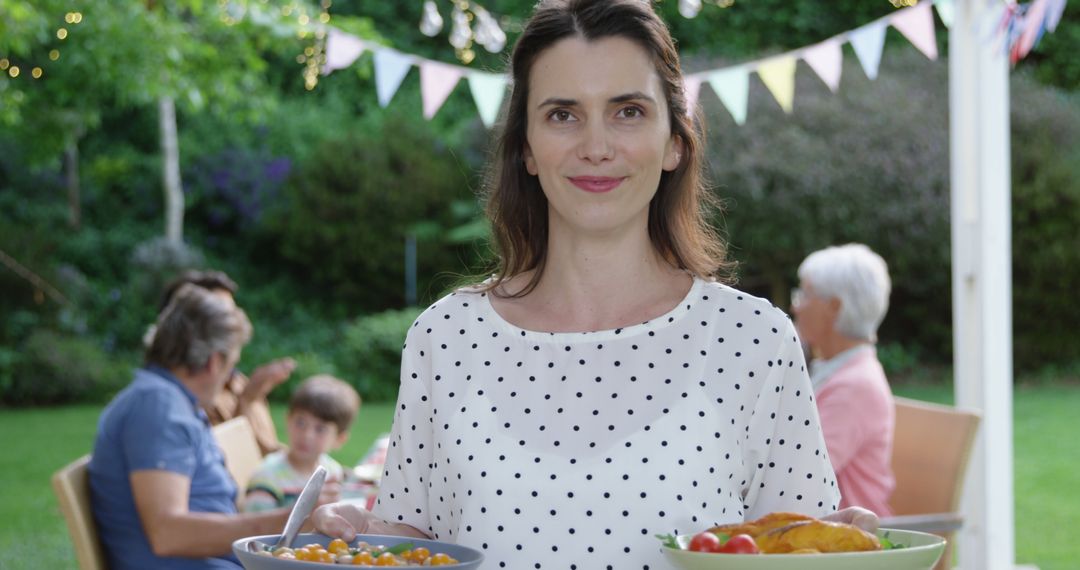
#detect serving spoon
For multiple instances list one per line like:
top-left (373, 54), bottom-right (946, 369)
top-left (248, 465), bottom-right (328, 553)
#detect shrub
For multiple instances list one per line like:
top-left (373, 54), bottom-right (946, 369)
top-left (2, 330), bottom-right (132, 405)
top-left (268, 111), bottom-right (479, 312)
top-left (705, 50), bottom-right (1080, 370)
top-left (338, 307), bottom-right (423, 402)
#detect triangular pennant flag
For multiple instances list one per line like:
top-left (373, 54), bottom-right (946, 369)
top-left (684, 75), bottom-right (703, 116)
top-left (849, 20), bottom-right (888, 80)
top-left (1018, 0), bottom-right (1049, 58)
top-left (468, 72), bottom-right (508, 128)
top-left (420, 61), bottom-right (464, 119)
top-left (757, 57), bottom-right (797, 113)
top-left (802, 39), bottom-right (843, 92)
top-left (373, 48), bottom-right (413, 108)
top-left (1046, 0), bottom-right (1066, 32)
top-left (935, 0), bottom-right (956, 29)
top-left (323, 28), bottom-right (365, 75)
top-left (706, 67), bottom-right (749, 125)
top-left (891, 2), bottom-right (939, 60)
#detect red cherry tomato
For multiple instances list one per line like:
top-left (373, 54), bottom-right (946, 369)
top-left (687, 531), bottom-right (723, 552)
top-left (718, 533), bottom-right (760, 554)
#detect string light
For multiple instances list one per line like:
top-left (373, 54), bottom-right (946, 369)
top-left (419, 1), bottom-right (507, 63)
top-left (31, 67), bottom-right (43, 79)
top-left (57, 28), bottom-right (68, 40)
top-left (0, 59), bottom-right (9, 70)
top-left (49, 50), bottom-right (60, 61)
top-left (889, 0), bottom-right (919, 6)
top-left (8, 66), bottom-right (20, 78)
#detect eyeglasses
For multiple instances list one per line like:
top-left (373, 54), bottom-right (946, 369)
top-left (791, 287), bottom-right (807, 308)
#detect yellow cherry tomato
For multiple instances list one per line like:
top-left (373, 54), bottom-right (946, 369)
top-left (428, 553), bottom-right (457, 566)
top-left (351, 551), bottom-right (376, 565)
top-left (407, 547), bottom-right (430, 562)
top-left (329, 538), bottom-right (350, 555)
top-left (374, 552), bottom-right (400, 566)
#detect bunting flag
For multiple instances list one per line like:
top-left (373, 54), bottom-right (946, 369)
top-left (802, 39), bottom-right (843, 92)
top-left (468, 72), bottom-right (508, 127)
top-left (317, 0), bottom-right (1068, 127)
top-left (373, 48), bottom-right (414, 107)
top-left (420, 61), bottom-right (464, 119)
top-left (706, 67), bottom-right (749, 125)
top-left (757, 57), bottom-right (798, 113)
top-left (323, 28), bottom-right (365, 75)
top-left (684, 75), bottom-right (703, 116)
top-left (892, 1), bottom-right (939, 60)
top-left (935, 0), bottom-right (956, 29)
top-left (850, 20), bottom-right (888, 80)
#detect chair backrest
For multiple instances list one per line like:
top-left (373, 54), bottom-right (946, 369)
top-left (889, 397), bottom-right (981, 516)
top-left (51, 455), bottom-right (108, 570)
top-left (212, 415), bottom-right (263, 492)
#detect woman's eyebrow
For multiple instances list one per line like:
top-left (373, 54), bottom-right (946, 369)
top-left (536, 92), bottom-right (656, 110)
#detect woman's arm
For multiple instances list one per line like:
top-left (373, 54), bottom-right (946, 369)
top-left (131, 470), bottom-right (289, 558)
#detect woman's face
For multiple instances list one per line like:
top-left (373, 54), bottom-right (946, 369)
top-left (792, 281), bottom-right (839, 349)
top-left (523, 35), bottom-right (681, 239)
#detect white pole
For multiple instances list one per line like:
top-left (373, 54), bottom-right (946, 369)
top-left (949, 0), bottom-right (1014, 569)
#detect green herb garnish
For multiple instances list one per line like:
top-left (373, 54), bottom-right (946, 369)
top-left (384, 542), bottom-right (416, 555)
top-left (656, 534), bottom-right (681, 550)
top-left (880, 532), bottom-right (906, 550)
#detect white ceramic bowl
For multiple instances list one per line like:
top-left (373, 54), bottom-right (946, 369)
top-left (662, 528), bottom-right (945, 570)
top-left (232, 533), bottom-right (484, 569)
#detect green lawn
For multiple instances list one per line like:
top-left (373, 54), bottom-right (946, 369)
top-left (1, 384), bottom-right (1077, 569)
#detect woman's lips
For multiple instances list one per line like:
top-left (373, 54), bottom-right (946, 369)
top-left (569, 176), bottom-right (625, 193)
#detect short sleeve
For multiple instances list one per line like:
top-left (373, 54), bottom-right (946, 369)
top-left (371, 320), bottom-right (434, 534)
top-left (122, 390), bottom-right (199, 477)
top-left (244, 463), bottom-right (284, 512)
top-left (741, 318), bottom-right (840, 519)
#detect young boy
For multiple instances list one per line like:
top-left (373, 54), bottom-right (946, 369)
top-left (242, 375), bottom-right (360, 512)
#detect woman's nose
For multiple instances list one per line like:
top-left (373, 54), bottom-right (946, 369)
top-left (577, 121), bottom-right (614, 163)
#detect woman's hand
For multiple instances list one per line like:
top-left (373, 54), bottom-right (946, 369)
top-left (242, 358), bottom-right (297, 402)
top-left (822, 506), bottom-right (879, 533)
top-left (312, 502), bottom-right (431, 541)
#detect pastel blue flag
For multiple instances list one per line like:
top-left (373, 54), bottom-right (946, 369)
top-left (850, 20), bottom-right (888, 80)
top-left (374, 49), bottom-right (413, 107)
top-left (468, 72), bottom-right (509, 128)
top-left (706, 67), bottom-right (749, 125)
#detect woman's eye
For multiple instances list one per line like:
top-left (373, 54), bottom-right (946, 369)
top-left (619, 106), bottom-right (644, 119)
top-left (549, 109), bottom-right (574, 122)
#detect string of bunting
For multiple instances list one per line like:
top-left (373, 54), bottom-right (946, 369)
top-left (322, 0), bottom-right (1067, 127)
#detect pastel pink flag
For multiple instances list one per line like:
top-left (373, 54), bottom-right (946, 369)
top-left (802, 39), bottom-right (843, 92)
top-left (684, 75), bottom-right (703, 116)
top-left (891, 2), bottom-right (938, 60)
top-left (1018, 0), bottom-right (1049, 57)
top-left (323, 28), bottom-right (365, 75)
top-left (420, 61), bottom-right (464, 119)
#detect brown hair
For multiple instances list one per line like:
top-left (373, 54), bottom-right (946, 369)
top-left (288, 375), bottom-right (361, 433)
top-left (480, 0), bottom-right (732, 296)
top-left (146, 283), bottom-right (252, 372)
top-left (159, 269), bottom-right (239, 312)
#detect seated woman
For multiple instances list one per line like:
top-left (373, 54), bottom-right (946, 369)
top-left (792, 243), bottom-right (895, 517)
top-left (89, 284), bottom-right (292, 569)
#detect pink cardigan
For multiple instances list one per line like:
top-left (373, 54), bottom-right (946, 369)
top-left (814, 348), bottom-right (895, 517)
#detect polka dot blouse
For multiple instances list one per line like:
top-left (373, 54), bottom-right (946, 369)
top-left (373, 277), bottom-right (840, 569)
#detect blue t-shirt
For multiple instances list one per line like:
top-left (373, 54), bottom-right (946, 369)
top-left (89, 366), bottom-right (241, 569)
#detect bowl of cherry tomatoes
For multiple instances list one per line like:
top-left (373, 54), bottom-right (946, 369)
top-left (233, 533), bottom-right (483, 568)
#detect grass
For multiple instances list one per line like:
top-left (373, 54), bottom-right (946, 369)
top-left (1, 383), bottom-right (1077, 569)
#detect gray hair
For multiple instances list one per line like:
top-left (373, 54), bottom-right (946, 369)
top-left (145, 283), bottom-right (253, 372)
top-left (798, 243), bottom-right (891, 343)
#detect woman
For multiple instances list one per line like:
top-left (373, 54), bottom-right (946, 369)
top-left (792, 243), bottom-right (895, 517)
top-left (315, 1), bottom-right (872, 566)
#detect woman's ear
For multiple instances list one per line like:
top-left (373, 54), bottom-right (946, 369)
top-left (524, 143), bottom-right (538, 176)
top-left (663, 135), bottom-right (684, 172)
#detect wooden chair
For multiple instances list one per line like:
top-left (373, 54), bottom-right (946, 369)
top-left (51, 455), bottom-right (108, 570)
top-left (881, 397), bottom-right (981, 570)
top-left (212, 415), bottom-right (263, 493)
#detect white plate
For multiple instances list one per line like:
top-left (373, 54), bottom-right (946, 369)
top-left (662, 528), bottom-right (945, 570)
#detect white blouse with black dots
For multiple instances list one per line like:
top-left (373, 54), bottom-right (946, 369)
top-left (372, 278), bottom-right (840, 570)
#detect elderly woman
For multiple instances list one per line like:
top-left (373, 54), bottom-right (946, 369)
top-left (792, 243), bottom-right (895, 517)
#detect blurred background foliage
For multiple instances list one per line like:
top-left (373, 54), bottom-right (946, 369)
top-left (1, 0), bottom-right (1077, 405)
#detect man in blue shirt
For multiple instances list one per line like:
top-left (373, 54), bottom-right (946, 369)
top-left (90, 284), bottom-right (291, 569)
